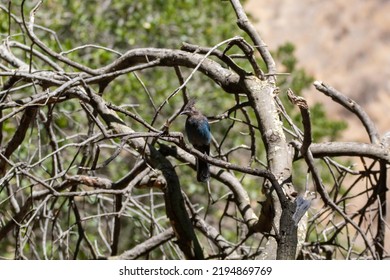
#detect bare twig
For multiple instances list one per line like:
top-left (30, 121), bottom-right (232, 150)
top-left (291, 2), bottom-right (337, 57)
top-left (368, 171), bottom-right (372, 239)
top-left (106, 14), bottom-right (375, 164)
top-left (229, 0), bottom-right (276, 82)
top-left (314, 81), bottom-right (380, 144)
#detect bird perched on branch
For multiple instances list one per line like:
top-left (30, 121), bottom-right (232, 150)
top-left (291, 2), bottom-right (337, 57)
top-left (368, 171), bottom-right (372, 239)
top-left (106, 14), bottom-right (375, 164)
top-left (180, 99), bottom-right (211, 182)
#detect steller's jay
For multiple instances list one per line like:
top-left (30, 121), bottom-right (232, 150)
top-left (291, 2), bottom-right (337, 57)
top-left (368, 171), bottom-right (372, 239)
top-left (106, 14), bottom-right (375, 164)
top-left (180, 99), bottom-right (211, 182)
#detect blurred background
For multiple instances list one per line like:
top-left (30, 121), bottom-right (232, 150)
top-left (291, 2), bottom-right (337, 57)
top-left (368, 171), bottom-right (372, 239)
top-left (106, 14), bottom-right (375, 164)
top-left (247, 0), bottom-right (390, 142)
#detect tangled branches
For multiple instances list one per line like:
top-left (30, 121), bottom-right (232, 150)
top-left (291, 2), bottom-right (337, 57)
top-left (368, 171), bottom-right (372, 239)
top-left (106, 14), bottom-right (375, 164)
top-left (0, 0), bottom-right (388, 260)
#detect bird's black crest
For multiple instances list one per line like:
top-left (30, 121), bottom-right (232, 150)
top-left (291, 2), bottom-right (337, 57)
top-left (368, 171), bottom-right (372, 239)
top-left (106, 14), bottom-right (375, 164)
top-left (183, 98), bottom-right (197, 111)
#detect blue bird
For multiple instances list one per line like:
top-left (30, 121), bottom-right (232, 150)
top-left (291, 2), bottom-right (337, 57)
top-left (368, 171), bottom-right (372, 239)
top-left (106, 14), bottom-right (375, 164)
top-left (180, 99), bottom-right (211, 182)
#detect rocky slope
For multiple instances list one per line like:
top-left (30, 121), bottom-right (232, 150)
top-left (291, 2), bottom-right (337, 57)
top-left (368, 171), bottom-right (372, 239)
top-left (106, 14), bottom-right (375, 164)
top-left (246, 0), bottom-right (390, 142)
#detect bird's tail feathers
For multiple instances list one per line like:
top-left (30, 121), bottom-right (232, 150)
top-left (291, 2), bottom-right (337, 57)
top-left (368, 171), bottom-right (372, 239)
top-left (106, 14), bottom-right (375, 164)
top-left (197, 158), bottom-right (210, 182)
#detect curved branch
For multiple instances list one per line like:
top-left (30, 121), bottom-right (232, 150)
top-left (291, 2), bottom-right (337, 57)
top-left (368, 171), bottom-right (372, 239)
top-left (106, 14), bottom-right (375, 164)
top-left (0, 107), bottom-right (37, 175)
top-left (21, 0), bottom-right (97, 75)
top-left (108, 228), bottom-right (175, 260)
top-left (310, 142), bottom-right (390, 162)
top-left (158, 143), bottom-right (258, 227)
top-left (98, 48), bottom-right (242, 93)
top-left (314, 81), bottom-right (380, 144)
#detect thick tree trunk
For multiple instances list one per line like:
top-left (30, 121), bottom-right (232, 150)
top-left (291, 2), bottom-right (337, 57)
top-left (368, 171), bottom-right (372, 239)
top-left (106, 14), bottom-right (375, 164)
top-left (244, 76), bottom-right (298, 259)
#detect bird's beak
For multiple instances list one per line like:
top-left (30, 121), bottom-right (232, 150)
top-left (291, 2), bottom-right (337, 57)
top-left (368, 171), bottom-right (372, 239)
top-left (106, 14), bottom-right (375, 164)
top-left (180, 110), bottom-right (188, 115)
